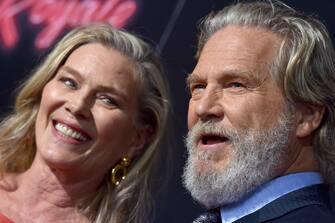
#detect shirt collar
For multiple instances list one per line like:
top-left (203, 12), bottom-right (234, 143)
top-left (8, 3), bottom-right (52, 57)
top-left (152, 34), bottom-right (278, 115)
top-left (220, 172), bottom-right (324, 223)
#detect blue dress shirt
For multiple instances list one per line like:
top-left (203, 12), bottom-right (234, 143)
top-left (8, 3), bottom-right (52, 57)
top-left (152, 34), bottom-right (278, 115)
top-left (220, 172), bottom-right (324, 223)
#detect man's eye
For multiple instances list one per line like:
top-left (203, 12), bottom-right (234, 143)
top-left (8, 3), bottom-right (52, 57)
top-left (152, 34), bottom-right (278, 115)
top-left (190, 83), bottom-right (206, 93)
top-left (229, 82), bottom-right (245, 88)
top-left (60, 77), bottom-right (77, 89)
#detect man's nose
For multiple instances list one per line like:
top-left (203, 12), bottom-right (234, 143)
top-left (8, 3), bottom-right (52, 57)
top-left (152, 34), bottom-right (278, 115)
top-left (195, 89), bottom-right (223, 122)
top-left (65, 93), bottom-right (92, 119)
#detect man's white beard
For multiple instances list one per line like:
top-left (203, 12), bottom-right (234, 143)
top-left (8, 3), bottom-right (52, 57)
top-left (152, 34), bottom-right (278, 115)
top-left (182, 113), bottom-right (295, 209)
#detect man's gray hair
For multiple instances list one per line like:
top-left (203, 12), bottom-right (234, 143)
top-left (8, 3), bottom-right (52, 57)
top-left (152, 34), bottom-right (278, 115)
top-left (196, 0), bottom-right (335, 184)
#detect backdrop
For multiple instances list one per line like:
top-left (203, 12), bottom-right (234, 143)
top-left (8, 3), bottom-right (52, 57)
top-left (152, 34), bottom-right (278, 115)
top-left (1, 0), bottom-right (334, 222)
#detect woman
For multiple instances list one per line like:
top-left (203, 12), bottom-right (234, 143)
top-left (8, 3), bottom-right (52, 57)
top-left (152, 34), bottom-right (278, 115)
top-left (0, 23), bottom-right (170, 223)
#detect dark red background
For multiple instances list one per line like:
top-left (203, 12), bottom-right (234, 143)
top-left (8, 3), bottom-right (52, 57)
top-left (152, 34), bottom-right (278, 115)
top-left (1, 1), bottom-right (334, 222)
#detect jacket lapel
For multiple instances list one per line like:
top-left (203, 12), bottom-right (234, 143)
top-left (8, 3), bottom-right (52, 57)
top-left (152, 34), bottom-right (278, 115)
top-left (234, 184), bottom-right (329, 222)
top-left (258, 184), bottom-right (329, 222)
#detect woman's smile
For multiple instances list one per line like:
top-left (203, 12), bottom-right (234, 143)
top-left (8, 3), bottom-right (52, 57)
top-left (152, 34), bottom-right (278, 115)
top-left (52, 120), bottom-right (91, 144)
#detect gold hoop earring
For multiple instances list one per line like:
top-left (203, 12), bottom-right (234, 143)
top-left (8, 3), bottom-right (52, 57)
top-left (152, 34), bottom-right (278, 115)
top-left (111, 157), bottom-right (130, 186)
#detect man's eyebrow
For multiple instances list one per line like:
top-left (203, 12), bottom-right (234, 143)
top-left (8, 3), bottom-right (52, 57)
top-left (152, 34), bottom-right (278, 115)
top-left (186, 73), bottom-right (202, 87)
top-left (185, 69), bottom-right (265, 89)
top-left (223, 68), bottom-right (270, 84)
top-left (219, 69), bottom-right (253, 79)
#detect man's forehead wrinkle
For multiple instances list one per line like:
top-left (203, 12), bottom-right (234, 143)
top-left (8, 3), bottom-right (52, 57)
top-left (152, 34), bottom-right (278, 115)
top-left (202, 27), bottom-right (281, 64)
top-left (196, 51), bottom-right (275, 85)
top-left (201, 46), bottom-right (276, 68)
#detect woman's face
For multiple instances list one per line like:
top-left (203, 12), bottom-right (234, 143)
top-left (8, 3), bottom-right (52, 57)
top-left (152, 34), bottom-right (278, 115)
top-left (35, 43), bottom-right (147, 180)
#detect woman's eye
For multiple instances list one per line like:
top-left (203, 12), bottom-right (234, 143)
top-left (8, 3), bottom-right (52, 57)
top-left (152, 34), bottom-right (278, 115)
top-left (98, 95), bottom-right (119, 107)
top-left (60, 77), bottom-right (77, 89)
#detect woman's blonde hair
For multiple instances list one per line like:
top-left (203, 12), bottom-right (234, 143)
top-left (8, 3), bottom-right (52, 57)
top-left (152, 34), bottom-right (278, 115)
top-left (0, 23), bottom-right (170, 223)
top-left (197, 0), bottom-right (335, 184)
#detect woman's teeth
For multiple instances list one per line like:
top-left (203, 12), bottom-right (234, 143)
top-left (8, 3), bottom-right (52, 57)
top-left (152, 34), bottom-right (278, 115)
top-left (55, 123), bottom-right (88, 141)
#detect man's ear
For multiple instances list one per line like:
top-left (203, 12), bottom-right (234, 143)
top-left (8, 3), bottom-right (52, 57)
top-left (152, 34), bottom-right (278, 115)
top-left (296, 103), bottom-right (325, 138)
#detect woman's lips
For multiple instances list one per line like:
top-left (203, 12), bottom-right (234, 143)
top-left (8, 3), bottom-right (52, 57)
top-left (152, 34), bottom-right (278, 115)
top-left (52, 120), bottom-right (91, 145)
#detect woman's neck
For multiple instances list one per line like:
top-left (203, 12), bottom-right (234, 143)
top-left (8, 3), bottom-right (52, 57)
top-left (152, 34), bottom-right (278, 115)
top-left (0, 159), bottom-right (104, 222)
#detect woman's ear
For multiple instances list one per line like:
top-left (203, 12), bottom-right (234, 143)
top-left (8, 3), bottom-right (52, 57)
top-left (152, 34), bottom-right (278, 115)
top-left (296, 103), bottom-right (325, 138)
top-left (130, 125), bottom-right (154, 157)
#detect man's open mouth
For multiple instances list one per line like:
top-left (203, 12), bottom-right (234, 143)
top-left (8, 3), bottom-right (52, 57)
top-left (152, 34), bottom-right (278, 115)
top-left (200, 134), bottom-right (229, 145)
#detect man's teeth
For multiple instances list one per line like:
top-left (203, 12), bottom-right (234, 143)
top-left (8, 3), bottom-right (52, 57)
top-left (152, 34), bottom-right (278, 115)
top-left (55, 123), bottom-right (87, 141)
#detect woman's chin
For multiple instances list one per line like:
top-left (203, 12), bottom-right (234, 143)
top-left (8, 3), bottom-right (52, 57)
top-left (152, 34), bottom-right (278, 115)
top-left (36, 148), bottom-right (89, 172)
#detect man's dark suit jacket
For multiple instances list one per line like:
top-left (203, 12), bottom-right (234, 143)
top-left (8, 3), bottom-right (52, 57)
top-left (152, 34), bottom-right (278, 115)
top-left (197, 184), bottom-right (334, 223)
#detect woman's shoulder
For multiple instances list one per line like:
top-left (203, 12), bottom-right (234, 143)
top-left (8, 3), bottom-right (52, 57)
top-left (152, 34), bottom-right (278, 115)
top-left (0, 174), bottom-right (18, 223)
top-left (0, 212), bottom-right (14, 223)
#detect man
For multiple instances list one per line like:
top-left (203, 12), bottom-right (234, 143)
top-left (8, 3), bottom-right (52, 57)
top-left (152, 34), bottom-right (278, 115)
top-left (183, 1), bottom-right (335, 223)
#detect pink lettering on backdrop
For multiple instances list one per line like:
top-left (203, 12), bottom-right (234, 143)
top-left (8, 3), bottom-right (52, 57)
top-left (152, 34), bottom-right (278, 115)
top-left (0, 0), bottom-right (137, 50)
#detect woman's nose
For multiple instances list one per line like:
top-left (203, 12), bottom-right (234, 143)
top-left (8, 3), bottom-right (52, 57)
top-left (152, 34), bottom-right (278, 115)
top-left (65, 93), bottom-right (92, 119)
